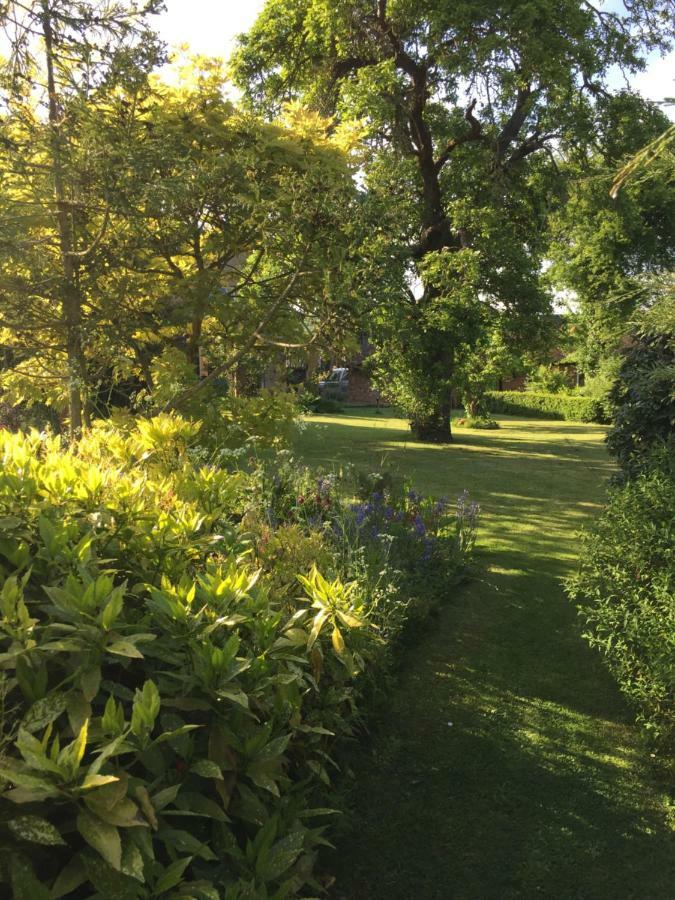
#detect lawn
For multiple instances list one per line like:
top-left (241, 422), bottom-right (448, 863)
top-left (295, 410), bottom-right (674, 899)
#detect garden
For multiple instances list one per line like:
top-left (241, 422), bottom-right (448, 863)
top-left (0, 1), bottom-right (673, 898)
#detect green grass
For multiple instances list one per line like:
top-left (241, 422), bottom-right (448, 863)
top-left (295, 410), bottom-right (674, 900)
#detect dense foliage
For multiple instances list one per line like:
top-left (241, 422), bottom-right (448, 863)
top-left (484, 391), bottom-right (604, 423)
top-left (0, 415), bottom-right (478, 897)
top-left (0, 4), bottom-right (363, 433)
top-left (548, 93), bottom-right (675, 379)
top-left (234, 0), bottom-right (674, 440)
top-left (569, 286), bottom-right (674, 746)
top-left (606, 291), bottom-right (675, 479)
top-left (567, 451), bottom-right (674, 746)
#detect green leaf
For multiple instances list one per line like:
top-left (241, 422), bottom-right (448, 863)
top-left (51, 856), bottom-right (87, 899)
top-left (20, 692), bottom-right (67, 733)
top-left (107, 641), bottom-right (144, 659)
top-left (307, 608), bottom-right (329, 651)
top-left (77, 810), bottom-right (122, 870)
top-left (121, 839), bottom-right (145, 882)
top-left (67, 691), bottom-right (92, 736)
top-left (298, 806), bottom-right (340, 818)
top-left (231, 783), bottom-right (267, 826)
top-left (258, 829), bottom-right (305, 882)
top-left (190, 758), bottom-right (222, 779)
top-left (16, 728), bottom-right (63, 776)
top-left (80, 773), bottom-right (121, 791)
top-left (0, 515), bottom-right (22, 529)
top-left (80, 666), bottom-right (101, 702)
top-left (173, 791), bottom-right (230, 822)
top-left (101, 588), bottom-right (124, 629)
top-left (157, 827), bottom-right (217, 860)
top-left (131, 680), bottom-right (160, 739)
top-left (152, 723), bottom-right (202, 745)
top-left (8, 814), bottom-right (66, 846)
top-left (256, 733), bottom-right (291, 762)
top-left (82, 854), bottom-right (141, 900)
top-left (87, 733), bottom-right (128, 777)
top-left (247, 765), bottom-right (279, 797)
top-left (332, 624), bottom-right (346, 656)
top-left (84, 774), bottom-right (128, 812)
top-left (58, 719), bottom-right (89, 779)
top-left (9, 856), bottom-right (52, 900)
top-left (216, 687), bottom-right (250, 708)
top-left (154, 856), bottom-right (192, 895)
top-left (0, 767), bottom-right (59, 795)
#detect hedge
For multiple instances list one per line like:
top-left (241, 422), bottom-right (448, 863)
top-left (567, 451), bottom-right (675, 746)
top-left (485, 391), bottom-right (605, 423)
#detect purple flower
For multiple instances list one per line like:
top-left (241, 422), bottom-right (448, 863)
top-left (412, 514), bottom-right (426, 537)
top-left (350, 503), bottom-right (368, 526)
top-left (421, 536), bottom-right (435, 560)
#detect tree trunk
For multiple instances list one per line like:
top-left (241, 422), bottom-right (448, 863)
top-left (410, 400), bottom-right (452, 442)
top-left (42, 2), bottom-right (85, 434)
top-left (466, 397), bottom-right (479, 418)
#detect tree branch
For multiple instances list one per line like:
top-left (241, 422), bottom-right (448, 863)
top-left (163, 254), bottom-right (308, 411)
top-left (65, 205), bottom-right (110, 260)
top-left (434, 99), bottom-right (483, 172)
top-left (504, 131), bottom-right (558, 170)
top-left (495, 85), bottom-right (535, 163)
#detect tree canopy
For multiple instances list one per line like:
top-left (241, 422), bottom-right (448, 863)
top-left (233, 0), bottom-right (674, 439)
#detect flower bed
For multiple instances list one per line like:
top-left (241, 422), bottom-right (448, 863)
top-left (0, 415), bottom-right (478, 897)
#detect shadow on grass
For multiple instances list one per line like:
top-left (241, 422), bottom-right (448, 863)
top-left (295, 414), bottom-right (672, 900)
top-left (327, 568), bottom-right (674, 900)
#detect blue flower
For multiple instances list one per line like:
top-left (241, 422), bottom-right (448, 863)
top-left (421, 536), bottom-right (435, 560)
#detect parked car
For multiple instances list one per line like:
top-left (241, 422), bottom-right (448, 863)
top-left (318, 367), bottom-right (349, 400)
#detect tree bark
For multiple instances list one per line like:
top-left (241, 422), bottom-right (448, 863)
top-left (42, 2), bottom-right (86, 434)
top-left (410, 398), bottom-right (452, 442)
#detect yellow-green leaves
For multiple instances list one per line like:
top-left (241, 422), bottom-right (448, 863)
top-left (58, 719), bottom-right (89, 781)
top-left (130, 680), bottom-right (160, 746)
top-left (298, 566), bottom-right (369, 673)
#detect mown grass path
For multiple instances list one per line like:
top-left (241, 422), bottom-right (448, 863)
top-left (296, 411), bottom-right (674, 899)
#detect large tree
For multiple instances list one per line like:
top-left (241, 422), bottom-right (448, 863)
top-left (0, 39), bottom-right (363, 425)
top-left (233, 0), bottom-right (673, 440)
top-left (548, 92), bottom-right (674, 376)
top-left (97, 63), bottom-right (364, 409)
top-left (0, 0), bottom-right (164, 432)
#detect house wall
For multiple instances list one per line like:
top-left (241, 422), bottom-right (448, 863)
top-left (347, 368), bottom-right (383, 405)
top-left (500, 374), bottom-right (527, 391)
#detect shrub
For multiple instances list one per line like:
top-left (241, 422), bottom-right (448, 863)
top-left (454, 416), bottom-right (500, 430)
top-left (606, 334), bottom-right (674, 479)
top-left (141, 346), bottom-right (301, 452)
top-left (0, 416), bottom-right (477, 896)
top-left (577, 356), bottom-right (622, 425)
top-left (567, 451), bottom-right (675, 746)
top-left (485, 390), bottom-right (604, 422)
top-left (524, 364), bottom-right (572, 394)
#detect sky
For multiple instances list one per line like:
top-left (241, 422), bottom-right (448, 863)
top-left (158, 0), bottom-right (674, 113)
